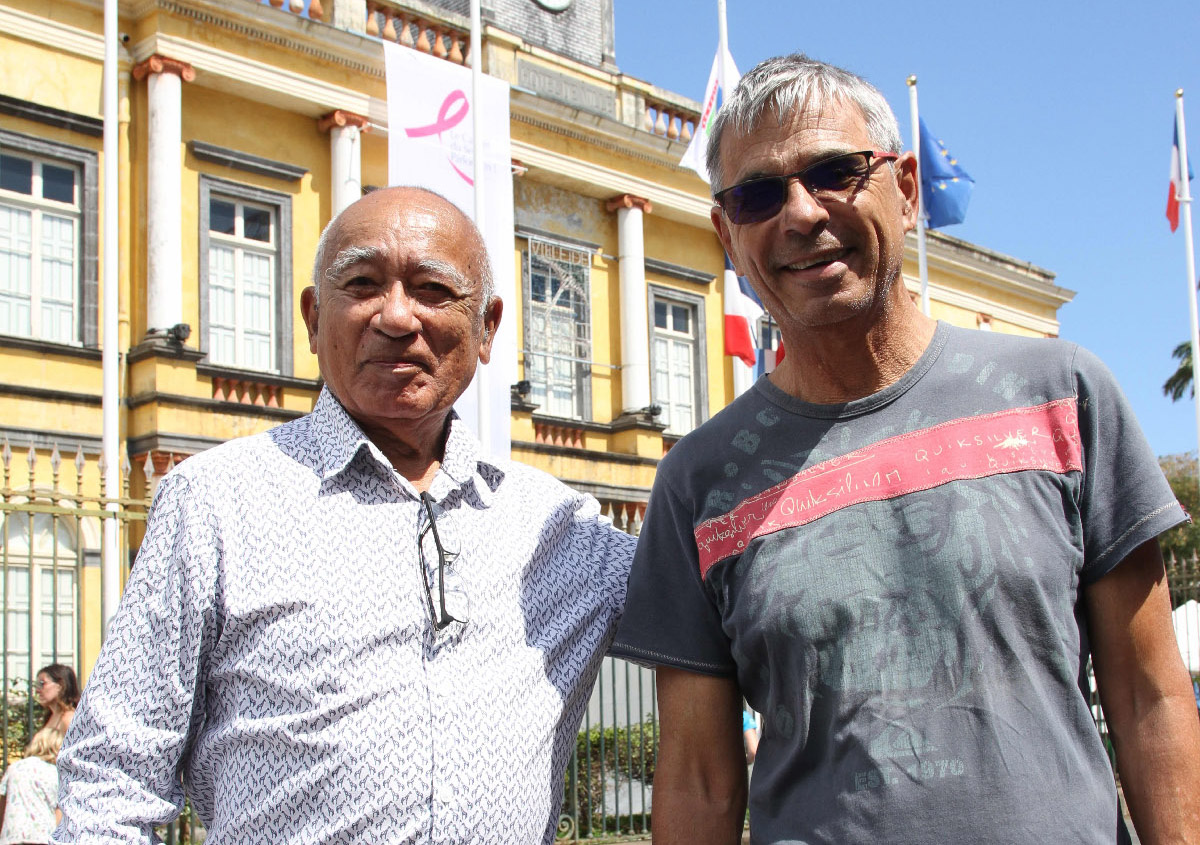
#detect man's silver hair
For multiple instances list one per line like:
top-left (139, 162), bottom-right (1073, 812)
top-left (706, 53), bottom-right (903, 195)
top-left (310, 187), bottom-right (495, 316)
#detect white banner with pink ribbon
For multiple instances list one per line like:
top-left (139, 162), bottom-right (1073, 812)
top-left (384, 41), bottom-right (516, 458)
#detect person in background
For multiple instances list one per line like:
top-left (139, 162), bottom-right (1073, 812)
top-left (32, 667), bottom-right (77, 738)
top-left (741, 710), bottom-right (758, 765)
top-left (0, 728), bottom-right (64, 845)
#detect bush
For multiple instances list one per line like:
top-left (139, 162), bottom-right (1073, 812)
top-left (2, 681), bottom-right (45, 765)
top-left (561, 718), bottom-right (657, 838)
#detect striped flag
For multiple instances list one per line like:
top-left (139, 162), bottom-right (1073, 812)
top-left (723, 256), bottom-right (762, 367)
top-left (1169, 115), bottom-right (1194, 232)
top-left (679, 47), bottom-right (740, 183)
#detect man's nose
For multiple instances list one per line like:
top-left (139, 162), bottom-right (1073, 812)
top-left (777, 176), bottom-right (829, 234)
top-left (372, 282), bottom-right (420, 337)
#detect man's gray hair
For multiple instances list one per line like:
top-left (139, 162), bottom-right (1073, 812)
top-left (310, 187), bottom-right (495, 316)
top-left (706, 53), bottom-right (903, 195)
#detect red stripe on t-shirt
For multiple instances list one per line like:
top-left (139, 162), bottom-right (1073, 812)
top-left (694, 398), bottom-right (1082, 579)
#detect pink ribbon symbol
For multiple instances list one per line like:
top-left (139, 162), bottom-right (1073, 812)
top-left (405, 90), bottom-right (473, 186)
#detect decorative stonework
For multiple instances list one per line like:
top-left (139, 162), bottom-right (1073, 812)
top-left (318, 110), bottom-right (371, 133)
top-left (605, 194), bottom-right (652, 214)
top-left (132, 54), bottom-right (196, 82)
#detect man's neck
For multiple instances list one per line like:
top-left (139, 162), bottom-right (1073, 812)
top-left (357, 416), bottom-right (449, 493)
top-left (769, 303), bottom-right (937, 405)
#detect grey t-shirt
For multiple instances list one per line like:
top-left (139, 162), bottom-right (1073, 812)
top-left (612, 323), bottom-right (1184, 844)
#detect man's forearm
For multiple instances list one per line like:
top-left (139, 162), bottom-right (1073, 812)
top-left (650, 771), bottom-right (747, 845)
top-left (1114, 688), bottom-right (1200, 844)
top-left (651, 668), bottom-right (748, 845)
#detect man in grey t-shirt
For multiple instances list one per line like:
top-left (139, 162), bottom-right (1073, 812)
top-left (611, 54), bottom-right (1200, 843)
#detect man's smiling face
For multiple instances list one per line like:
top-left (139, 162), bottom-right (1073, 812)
top-left (711, 98), bottom-right (918, 334)
top-left (301, 188), bottom-right (499, 439)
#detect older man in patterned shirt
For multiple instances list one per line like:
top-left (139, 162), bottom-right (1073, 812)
top-left (54, 187), bottom-right (635, 844)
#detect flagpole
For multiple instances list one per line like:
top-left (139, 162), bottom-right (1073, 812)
top-left (717, 0), bottom-right (729, 93)
top-left (469, 0), bottom-right (491, 454)
top-left (907, 76), bottom-right (930, 317)
top-left (1176, 90), bottom-right (1200, 482)
top-left (101, 0), bottom-right (121, 636)
top-left (719, 0), bottom-right (752, 396)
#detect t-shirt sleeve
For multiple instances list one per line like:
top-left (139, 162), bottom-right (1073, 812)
top-left (1073, 344), bottom-right (1187, 583)
top-left (609, 472), bottom-right (736, 675)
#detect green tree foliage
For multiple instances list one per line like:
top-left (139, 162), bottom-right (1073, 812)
top-left (1164, 341), bottom-right (1194, 402)
top-left (1159, 453), bottom-right (1200, 606)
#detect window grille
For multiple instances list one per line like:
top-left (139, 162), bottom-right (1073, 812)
top-left (524, 239), bottom-right (592, 420)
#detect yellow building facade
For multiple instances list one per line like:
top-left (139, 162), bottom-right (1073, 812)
top-left (0, 0), bottom-right (1073, 684)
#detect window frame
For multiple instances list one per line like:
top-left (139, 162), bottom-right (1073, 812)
top-left (0, 129), bottom-right (98, 348)
top-left (198, 176), bottom-right (293, 376)
top-left (648, 285), bottom-right (707, 435)
top-left (521, 235), bottom-right (593, 421)
top-left (1, 513), bottom-right (80, 684)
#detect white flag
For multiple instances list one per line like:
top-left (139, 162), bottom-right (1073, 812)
top-left (680, 46), bottom-right (741, 184)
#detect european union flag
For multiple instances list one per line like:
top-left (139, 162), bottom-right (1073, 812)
top-left (919, 117), bottom-right (974, 228)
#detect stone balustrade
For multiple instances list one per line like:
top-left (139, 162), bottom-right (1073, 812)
top-left (260, 0), bottom-right (326, 22)
top-left (365, 1), bottom-right (469, 64)
top-left (643, 96), bottom-right (696, 143)
top-left (211, 376), bottom-right (282, 408)
top-left (532, 420), bottom-right (585, 449)
top-left (600, 500), bottom-right (644, 536)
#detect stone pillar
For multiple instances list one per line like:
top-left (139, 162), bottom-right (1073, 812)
top-left (133, 55), bottom-right (194, 340)
top-left (607, 194), bottom-right (652, 414)
top-left (330, 0), bottom-right (368, 32)
top-left (319, 110), bottom-right (370, 216)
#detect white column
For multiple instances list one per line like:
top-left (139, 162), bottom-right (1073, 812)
top-left (608, 195), bottom-right (652, 413)
top-left (135, 56), bottom-right (193, 338)
top-left (321, 110), bottom-right (369, 216)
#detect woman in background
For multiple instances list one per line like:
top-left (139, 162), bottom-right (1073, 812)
top-left (32, 665), bottom-right (78, 737)
top-left (0, 728), bottom-right (63, 844)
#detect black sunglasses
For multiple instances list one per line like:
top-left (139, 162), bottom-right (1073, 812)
top-left (418, 492), bottom-right (468, 631)
top-left (714, 150), bottom-right (900, 225)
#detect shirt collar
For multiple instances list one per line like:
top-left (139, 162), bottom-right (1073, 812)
top-left (310, 387), bottom-right (504, 505)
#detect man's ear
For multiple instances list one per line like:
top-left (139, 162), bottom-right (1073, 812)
top-left (710, 205), bottom-right (744, 275)
top-left (478, 297), bottom-right (503, 364)
top-left (300, 286), bottom-right (319, 354)
top-left (894, 151), bottom-right (920, 233)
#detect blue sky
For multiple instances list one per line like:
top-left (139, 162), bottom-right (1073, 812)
top-left (613, 0), bottom-right (1200, 458)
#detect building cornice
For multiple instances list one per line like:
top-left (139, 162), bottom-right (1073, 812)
top-left (0, 3), bottom-right (108, 63)
top-left (511, 139), bottom-right (712, 226)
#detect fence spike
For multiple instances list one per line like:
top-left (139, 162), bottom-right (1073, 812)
top-left (50, 444), bottom-right (61, 473)
top-left (74, 446), bottom-right (85, 476)
top-left (142, 451), bottom-right (155, 483)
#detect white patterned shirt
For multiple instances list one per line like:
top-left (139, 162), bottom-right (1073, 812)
top-left (54, 389), bottom-right (635, 844)
top-left (0, 756), bottom-right (59, 844)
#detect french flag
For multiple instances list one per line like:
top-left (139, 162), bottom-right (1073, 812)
top-left (723, 255), bottom-right (762, 367)
top-left (1169, 116), bottom-right (1194, 232)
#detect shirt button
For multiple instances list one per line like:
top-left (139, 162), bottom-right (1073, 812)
top-left (435, 782), bottom-right (453, 803)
